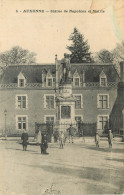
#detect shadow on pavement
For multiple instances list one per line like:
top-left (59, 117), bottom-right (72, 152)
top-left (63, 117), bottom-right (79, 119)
top-left (23, 163), bottom-right (124, 187)
top-left (5, 147), bottom-right (36, 152)
top-left (106, 158), bottom-right (124, 163)
top-left (80, 145), bottom-right (124, 153)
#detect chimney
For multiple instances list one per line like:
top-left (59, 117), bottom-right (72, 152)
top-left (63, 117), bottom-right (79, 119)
top-left (120, 61), bottom-right (124, 82)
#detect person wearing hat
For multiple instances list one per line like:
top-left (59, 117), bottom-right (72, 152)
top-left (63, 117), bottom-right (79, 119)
top-left (21, 130), bottom-right (29, 151)
top-left (67, 124), bottom-right (76, 143)
top-left (40, 133), bottom-right (48, 154)
top-left (108, 130), bottom-right (113, 148)
top-left (95, 132), bottom-right (100, 148)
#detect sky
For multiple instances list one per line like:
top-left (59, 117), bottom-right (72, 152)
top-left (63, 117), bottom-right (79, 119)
top-left (0, 0), bottom-right (124, 63)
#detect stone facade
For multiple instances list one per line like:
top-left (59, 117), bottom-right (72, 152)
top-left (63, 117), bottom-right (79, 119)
top-left (0, 56), bottom-right (120, 136)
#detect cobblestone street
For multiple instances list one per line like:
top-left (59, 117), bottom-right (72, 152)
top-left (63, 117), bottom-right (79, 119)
top-left (0, 138), bottom-right (124, 195)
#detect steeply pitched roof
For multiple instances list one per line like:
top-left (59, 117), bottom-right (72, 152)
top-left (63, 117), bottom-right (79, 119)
top-left (0, 63), bottom-right (120, 84)
top-left (71, 64), bottom-right (120, 82)
top-left (0, 64), bottom-right (55, 84)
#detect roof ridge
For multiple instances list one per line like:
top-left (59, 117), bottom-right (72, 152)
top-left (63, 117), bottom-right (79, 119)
top-left (6, 64), bottom-right (55, 67)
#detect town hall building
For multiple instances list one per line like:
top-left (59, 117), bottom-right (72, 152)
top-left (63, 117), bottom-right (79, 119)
top-left (0, 54), bottom-right (121, 136)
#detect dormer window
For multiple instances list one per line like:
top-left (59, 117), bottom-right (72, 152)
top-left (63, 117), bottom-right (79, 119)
top-left (75, 78), bottom-right (80, 86)
top-left (46, 69), bottom-right (53, 87)
top-left (101, 78), bottom-right (106, 86)
top-left (18, 72), bottom-right (26, 88)
top-left (47, 78), bottom-right (52, 87)
top-left (19, 79), bottom-right (24, 87)
top-left (100, 70), bottom-right (107, 87)
top-left (73, 69), bottom-right (80, 87)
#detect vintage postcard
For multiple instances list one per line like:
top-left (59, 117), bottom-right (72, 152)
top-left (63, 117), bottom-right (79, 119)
top-left (0, 0), bottom-right (124, 194)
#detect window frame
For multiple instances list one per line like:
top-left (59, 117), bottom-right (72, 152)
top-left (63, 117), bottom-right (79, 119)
top-left (16, 115), bottom-right (28, 131)
top-left (97, 94), bottom-right (109, 109)
top-left (97, 115), bottom-right (109, 130)
top-left (74, 77), bottom-right (80, 87)
top-left (46, 77), bottom-right (53, 87)
top-left (74, 94), bottom-right (83, 109)
top-left (100, 77), bottom-right (107, 87)
top-left (18, 72), bottom-right (26, 88)
top-left (44, 94), bottom-right (55, 109)
top-left (16, 94), bottom-right (28, 109)
top-left (44, 115), bottom-right (56, 123)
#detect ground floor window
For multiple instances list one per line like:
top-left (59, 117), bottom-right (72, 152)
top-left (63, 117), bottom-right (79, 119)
top-left (45, 116), bottom-right (55, 124)
top-left (16, 116), bottom-right (28, 130)
top-left (97, 115), bottom-right (109, 130)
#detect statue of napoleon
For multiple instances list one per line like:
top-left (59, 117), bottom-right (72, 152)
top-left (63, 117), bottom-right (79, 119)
top-left (61, 53), bottom-right (71, 82)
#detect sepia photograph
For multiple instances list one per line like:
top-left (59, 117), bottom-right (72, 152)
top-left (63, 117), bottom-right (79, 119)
top-left (0, 0), bottom-right (124, 194)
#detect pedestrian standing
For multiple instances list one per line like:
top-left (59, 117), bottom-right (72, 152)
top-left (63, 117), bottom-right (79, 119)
top-left (21, 130), bottom-right (29, 151)
top-left (67, 124), bottom-right (76, 143)
top-left (59, 131), bottom-right (64, 149)
top-left (95, 132), bottom-right (100, 148)
top-left (108, 130), bottom-right (113, 148)
top-left (40, 133), bottom-right (48, 154)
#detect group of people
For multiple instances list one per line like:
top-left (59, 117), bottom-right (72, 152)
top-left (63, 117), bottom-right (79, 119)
top-left (21, 130), bottom-right (48, 154)
top-left (95, 130), bottom-right (113, 148)
top-left (21, 127), bottom-right (114, 153)
top-left (21, 124), bottom-right (76, 152)
top-left (59, 124), bottom-right (77, 149)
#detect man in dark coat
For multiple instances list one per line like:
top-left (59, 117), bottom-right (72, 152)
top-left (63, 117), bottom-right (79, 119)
top-left (67, 125), bottom-right (76, 143)
top-left (21, 130), bottom-right (29, 151)
top-left (40, 133), bottom-right (48, 154)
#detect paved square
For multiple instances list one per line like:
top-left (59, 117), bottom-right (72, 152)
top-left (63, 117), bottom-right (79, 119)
top-left (0, 138), bottom-right (124, 195)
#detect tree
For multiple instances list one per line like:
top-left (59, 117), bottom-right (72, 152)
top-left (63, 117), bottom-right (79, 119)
top-left (113, 41), bottom-right (124, 61)
top-left (0, 46), bottom-right (36, 66)
top-left (94, 42), bottom-right (124, 73)
top-left (66, 27), bottom-right (90, 63)
top-left (112, 41), bottom-right (124, 72)
top-left (95, 49), bottom-right (114, 63)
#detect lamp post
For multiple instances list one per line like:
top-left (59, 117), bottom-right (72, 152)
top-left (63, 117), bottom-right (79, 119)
top-left (4, 109), bottom-right (7, 140)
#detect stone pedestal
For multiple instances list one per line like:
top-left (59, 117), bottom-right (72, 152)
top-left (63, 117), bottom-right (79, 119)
top-left (55, 83), bottom-right (77, 132)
